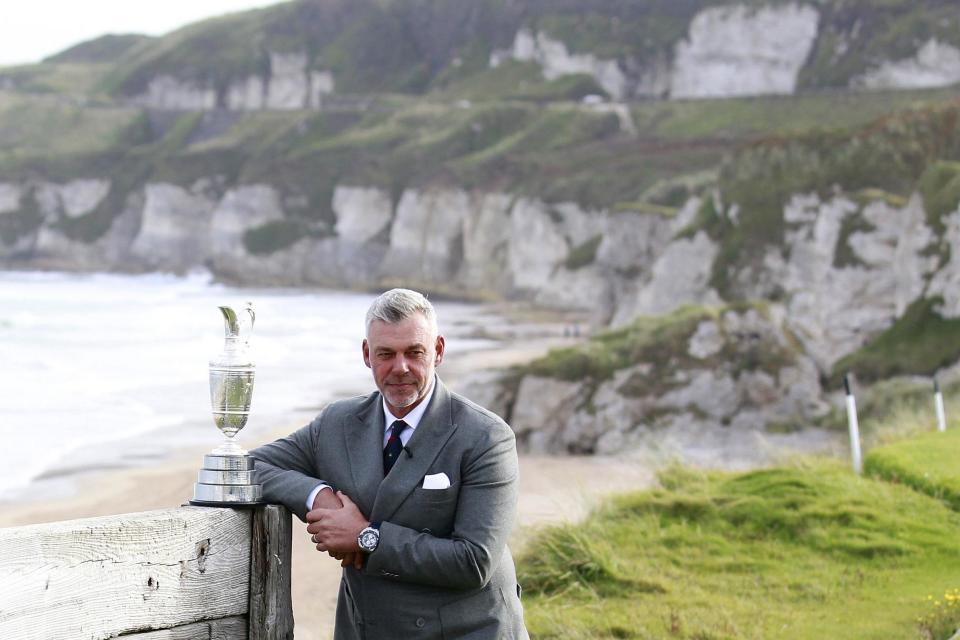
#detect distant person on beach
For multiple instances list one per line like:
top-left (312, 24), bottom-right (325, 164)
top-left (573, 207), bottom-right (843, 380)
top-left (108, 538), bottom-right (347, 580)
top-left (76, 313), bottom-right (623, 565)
top-left (252, 288), bottom-right (529, 639)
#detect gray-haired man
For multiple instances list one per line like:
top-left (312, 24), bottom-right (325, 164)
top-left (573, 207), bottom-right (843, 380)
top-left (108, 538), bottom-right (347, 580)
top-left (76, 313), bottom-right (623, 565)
top-left (252, 288), bottom-right (529, 639)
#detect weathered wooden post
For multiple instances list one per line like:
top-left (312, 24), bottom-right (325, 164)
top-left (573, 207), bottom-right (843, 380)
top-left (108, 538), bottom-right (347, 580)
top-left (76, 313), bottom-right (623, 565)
top-left (0, 504), bottom-right (292, 640)
top-left (249, 505), bottom-right (293, 639)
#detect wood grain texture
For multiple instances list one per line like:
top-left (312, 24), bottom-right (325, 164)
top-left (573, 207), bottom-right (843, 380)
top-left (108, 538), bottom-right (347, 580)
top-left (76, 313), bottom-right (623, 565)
top-left (0, 507), bottom-right (252, 640)
top-left (125, 616), bottom-right (247, 639)
top-left (248, 505), bottom-right (293, 640)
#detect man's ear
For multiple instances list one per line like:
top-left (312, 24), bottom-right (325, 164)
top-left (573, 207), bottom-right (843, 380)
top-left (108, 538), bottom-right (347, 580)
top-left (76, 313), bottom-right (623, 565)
top-left (434, 335), bottom-right (445, 366)
top-left (362, 339), bottom-right (371, 368)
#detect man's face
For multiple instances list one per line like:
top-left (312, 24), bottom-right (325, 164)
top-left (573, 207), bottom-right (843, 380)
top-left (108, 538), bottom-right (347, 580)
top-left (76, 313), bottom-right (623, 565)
top-left (362, 313), bottom-right (445, 418)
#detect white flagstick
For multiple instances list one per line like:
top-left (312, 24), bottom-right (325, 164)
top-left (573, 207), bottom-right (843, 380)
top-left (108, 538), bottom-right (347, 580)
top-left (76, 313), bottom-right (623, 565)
top-left (934, 376), bottom-right (947, 432)
top-left (844, 374), bottom-right (862, 474)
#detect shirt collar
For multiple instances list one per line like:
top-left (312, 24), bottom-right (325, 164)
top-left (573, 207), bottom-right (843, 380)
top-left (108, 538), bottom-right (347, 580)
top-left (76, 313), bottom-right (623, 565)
top-left (382, 375), bottom-right (436, 433)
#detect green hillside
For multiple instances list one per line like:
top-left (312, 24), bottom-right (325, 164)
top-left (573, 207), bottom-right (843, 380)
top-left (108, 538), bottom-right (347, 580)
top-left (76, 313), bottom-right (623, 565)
top-left (81, 0), bottom-right (960, 99)
top-left (2, 80), bottom-right (958, 250)
top-left (518, 460), bottom-right (960, 639)
top-left (514, 393), bottom-right (960, 639)
top-left (0, 0), bottom-right (958, 258)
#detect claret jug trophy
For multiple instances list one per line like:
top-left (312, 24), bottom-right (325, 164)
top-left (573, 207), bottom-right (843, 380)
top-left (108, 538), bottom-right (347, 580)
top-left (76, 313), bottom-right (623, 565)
top-left (191, 303), bottom-right (263, 506)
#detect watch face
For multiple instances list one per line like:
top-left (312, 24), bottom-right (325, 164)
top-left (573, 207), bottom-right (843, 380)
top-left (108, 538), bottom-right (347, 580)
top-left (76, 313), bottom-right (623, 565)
top-left (360, 529), bottom-right (379, 551)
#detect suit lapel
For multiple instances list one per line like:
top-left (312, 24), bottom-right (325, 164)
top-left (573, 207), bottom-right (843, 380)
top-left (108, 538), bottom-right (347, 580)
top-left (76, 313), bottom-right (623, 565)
top-left (342, 398), bottom-right (385, 517)
top-left (370, 379), bottom-right (458, 522)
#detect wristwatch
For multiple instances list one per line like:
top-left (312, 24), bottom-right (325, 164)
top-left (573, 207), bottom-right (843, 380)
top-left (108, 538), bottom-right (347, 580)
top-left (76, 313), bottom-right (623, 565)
top-left (358, 522), bottom-right (381, 553)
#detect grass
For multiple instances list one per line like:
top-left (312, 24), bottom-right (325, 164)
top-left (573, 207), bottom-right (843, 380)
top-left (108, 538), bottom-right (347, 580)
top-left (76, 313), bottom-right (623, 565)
top-left (0, 93), bottom-right (140, 158)
top-left (517, 302), bottom-right (795, 399)
top-left (0, 62), bottom-right (115, 96)
top-left (518, 461), bottom-right (960, 639)
top-left (630, 88), bottom-right (960, 141)
top-left (830, 297), bottom-right (960, 385)
top-left (814, 376), bottom-right (960, 443)
top-left (520, 306), bottom-right (715, 384)
top-left (865, 428), bottom-right (960, 511)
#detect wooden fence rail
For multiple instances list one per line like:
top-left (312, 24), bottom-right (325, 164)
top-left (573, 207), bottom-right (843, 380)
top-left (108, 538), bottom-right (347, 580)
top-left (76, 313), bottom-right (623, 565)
top-left (0, 504), bottom-right (292, 639)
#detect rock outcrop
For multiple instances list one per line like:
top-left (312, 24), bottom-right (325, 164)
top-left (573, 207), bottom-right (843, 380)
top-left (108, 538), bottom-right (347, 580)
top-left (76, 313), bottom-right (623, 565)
top-left (491, 3), bottom-right (822, 100)
top-left (5, 160), bottom-right (960, 465)
top-left (6, 176), bottom-right (957, 372)
top-left (129, 183), bottom-right (217, 270)
top-left (35, 180), bottom-right (111, 219)
top-left (669, 3), bottom-right (820, 98)
top-left (854, 39), bottom-right (960, 90)
top-left (95, 0), bottom-right (960, 111)
top-left (134, 52), bottom-right (334, 111)
top-left (741, 194), bottom-right (938, 370)
top-left (493, 305), bottom-right (835, 465)
top-left (491, 29), bottom-right (628, 99)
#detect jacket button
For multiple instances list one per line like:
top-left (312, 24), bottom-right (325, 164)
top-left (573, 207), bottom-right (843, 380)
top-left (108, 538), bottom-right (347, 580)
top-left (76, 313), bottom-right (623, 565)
top-left (421, 528), bottom-right (432, 534)
top-left (416, 617), bottom-right (426, 628)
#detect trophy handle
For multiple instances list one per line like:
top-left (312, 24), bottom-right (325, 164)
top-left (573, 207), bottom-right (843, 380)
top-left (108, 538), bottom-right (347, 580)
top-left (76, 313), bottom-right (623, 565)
top-left (218, 303), bottom-right (256, 345)
top-left (241, 302), bottom-right (256, 345)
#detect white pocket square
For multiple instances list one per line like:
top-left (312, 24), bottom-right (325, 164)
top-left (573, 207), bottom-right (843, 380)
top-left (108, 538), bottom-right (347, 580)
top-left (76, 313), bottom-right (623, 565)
top-left (422, 472), bottom-right (451, 490)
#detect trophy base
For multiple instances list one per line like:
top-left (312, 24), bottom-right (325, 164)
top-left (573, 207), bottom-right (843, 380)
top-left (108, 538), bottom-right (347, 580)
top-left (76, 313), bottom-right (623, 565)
top-left (191, 453), bottom-right (262, 506)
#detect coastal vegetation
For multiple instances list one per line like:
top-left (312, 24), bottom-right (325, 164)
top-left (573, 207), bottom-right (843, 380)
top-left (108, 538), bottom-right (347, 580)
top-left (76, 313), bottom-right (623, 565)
top-left (830, 297), bottom-right (960, 386)
top-left (518, 435), bottom-right (960, 639)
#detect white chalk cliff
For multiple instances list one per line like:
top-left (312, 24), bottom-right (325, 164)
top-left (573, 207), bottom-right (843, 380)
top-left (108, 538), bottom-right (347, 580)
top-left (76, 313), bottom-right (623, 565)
top-left (669, 3), bottom-right (820, 98)
top-left (6, 170), bottom-right (960, 461)
top-left (854, 39), bottom-right (960, 90)
top-left (135, 52), bottom-right (334, 111)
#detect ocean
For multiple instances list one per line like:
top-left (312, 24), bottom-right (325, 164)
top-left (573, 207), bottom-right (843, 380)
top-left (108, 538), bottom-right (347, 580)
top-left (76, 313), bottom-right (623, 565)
top-left (0, 271), bottom-right (494, 501)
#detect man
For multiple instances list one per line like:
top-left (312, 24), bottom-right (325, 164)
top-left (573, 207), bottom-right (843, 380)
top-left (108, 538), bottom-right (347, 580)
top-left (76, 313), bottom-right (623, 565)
top-left (251, 288), bottom-right (529, 639)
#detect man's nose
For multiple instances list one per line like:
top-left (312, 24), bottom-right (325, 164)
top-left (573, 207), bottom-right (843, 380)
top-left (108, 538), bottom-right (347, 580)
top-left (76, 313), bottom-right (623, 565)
top-left (394, 355), bottom-right (410, 373)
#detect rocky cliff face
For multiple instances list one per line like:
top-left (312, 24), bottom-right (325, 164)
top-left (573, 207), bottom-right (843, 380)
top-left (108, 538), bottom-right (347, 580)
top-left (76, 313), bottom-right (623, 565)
top-left (116, 2), bottom-right (960, 109)
top-left (133, 52), bottom-right (335, 111)
top-left (3, 153), bottom-right (959, 461)
top-left (6, 175), bottom-right (957, 367)
top-left (465, 304), bottom-right (836, 463)
top-left (668, 4), bottom-right (820, 99)
top-left (492, 3), bottom-right (822, 100)
top-left (853, 39), bottom-right (960, 90)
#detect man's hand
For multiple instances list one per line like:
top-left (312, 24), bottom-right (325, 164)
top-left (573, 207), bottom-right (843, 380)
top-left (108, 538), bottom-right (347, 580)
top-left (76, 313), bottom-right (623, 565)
top-left (311, 486), bottom-right (343, 511)
top-left (306, 488), bottom-right (363, 567)
top-left (306, 491), bottom-right (369, 554)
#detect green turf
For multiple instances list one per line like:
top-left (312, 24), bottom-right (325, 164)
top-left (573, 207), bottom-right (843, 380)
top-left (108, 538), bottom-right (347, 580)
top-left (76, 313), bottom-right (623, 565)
top-left (865, 428), bottom-right (960, 511)
top-left (517, 462), bottom-right (960, 639)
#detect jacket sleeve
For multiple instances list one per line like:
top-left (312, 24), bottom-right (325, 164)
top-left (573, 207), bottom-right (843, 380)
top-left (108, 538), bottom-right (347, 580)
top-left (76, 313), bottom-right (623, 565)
top-left (250, 411), bottom-right (327, 522)
top-left (363, 419), bottom-right (519, 590)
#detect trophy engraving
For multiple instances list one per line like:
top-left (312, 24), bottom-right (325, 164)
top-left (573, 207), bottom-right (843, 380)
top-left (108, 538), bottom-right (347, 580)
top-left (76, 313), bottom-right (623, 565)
top-left (191, 303), bottom-right (263, 506)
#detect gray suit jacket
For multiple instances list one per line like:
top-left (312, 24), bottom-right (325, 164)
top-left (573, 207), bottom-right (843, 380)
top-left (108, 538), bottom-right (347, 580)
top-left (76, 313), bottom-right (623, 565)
top-left (251, 378), bottom-right (529, 640)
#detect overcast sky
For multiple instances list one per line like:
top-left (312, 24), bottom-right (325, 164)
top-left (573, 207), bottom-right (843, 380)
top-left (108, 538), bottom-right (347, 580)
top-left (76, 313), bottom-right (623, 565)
top-left (0, 0), bottom-right (287, 67)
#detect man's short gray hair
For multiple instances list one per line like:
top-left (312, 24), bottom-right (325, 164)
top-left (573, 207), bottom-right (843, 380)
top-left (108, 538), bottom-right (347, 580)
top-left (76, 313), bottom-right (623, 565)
top-left (365, 288), bottom-right (439, 337)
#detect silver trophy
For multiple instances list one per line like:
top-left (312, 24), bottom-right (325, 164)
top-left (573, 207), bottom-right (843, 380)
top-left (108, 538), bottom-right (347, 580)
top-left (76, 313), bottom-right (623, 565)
top-left (191, 303), bottom-right (263, 506)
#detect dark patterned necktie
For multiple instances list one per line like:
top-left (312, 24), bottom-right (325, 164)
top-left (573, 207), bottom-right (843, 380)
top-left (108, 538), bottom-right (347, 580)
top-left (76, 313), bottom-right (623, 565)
top-left (383, 420), bottom-right (407, 475)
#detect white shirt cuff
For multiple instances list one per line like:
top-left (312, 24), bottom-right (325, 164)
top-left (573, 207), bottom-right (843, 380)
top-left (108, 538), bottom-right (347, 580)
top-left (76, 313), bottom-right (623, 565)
top-left (306, 484), bottom-right (332, 510)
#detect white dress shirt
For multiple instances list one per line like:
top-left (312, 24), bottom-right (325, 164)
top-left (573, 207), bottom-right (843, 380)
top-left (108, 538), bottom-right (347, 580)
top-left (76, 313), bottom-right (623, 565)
top-left (305, 376), bottom-right (437, 510)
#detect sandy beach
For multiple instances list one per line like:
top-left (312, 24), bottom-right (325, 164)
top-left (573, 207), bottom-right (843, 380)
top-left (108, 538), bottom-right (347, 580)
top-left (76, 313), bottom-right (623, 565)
top-left (0, 313), bottom-right (655, 639)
